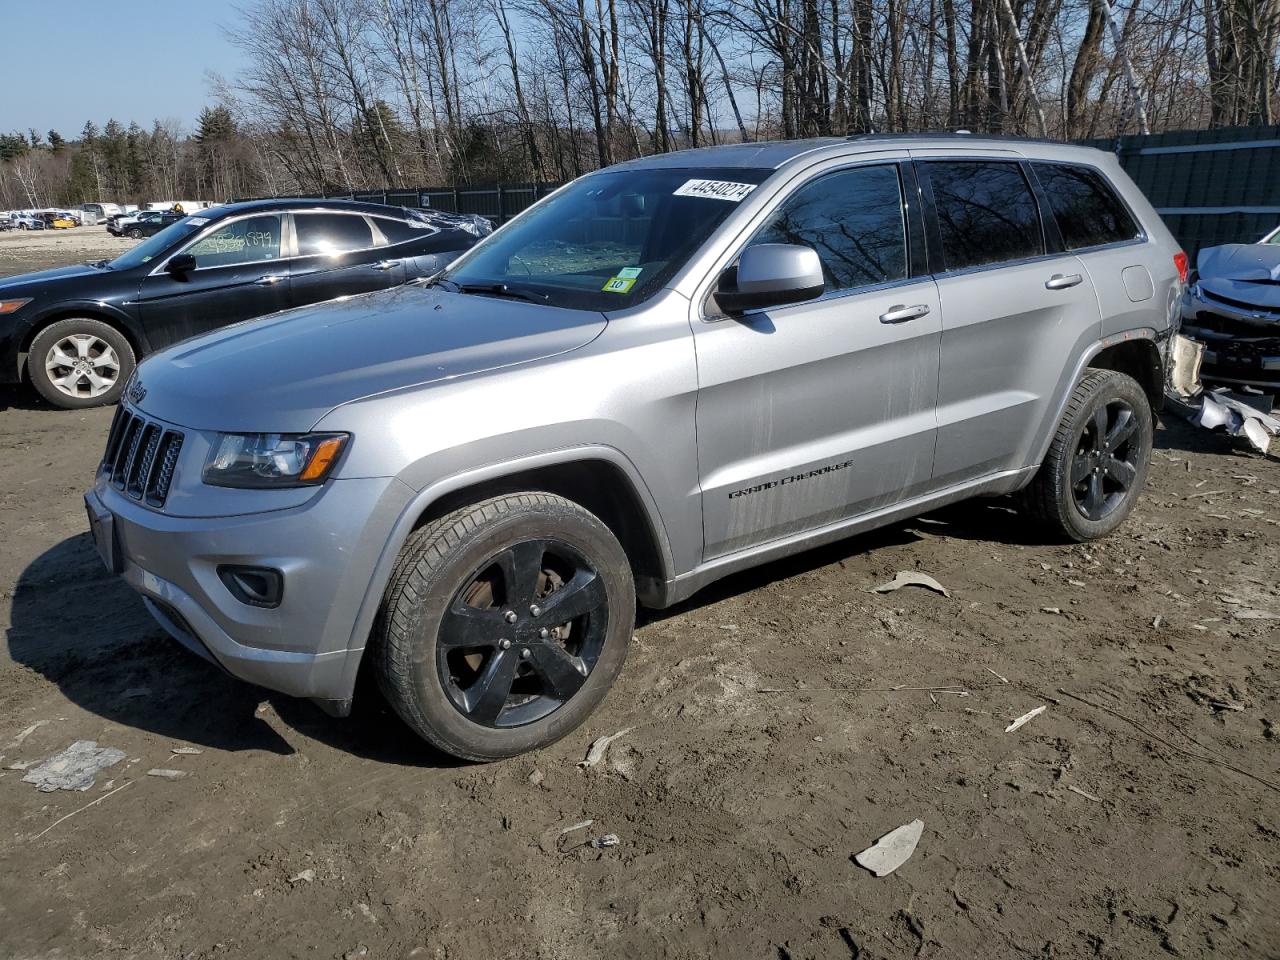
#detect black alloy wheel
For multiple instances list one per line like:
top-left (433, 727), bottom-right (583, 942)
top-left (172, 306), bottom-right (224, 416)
top-left (1071, 399), bottom-right (1140, 521)
top-left (438, 538), bottom-right (609, 728)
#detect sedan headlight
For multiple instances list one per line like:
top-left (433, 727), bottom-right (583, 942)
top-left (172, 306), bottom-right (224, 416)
top-left (204, 432), bottom-right (349, 488)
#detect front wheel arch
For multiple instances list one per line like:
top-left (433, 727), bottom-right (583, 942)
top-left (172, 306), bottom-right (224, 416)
top-left (19, 310), bottom-right (144, 380)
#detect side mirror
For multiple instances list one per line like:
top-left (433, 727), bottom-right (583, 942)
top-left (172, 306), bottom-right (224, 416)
top-left (715, 243), bottom-right (824, 315)
top-left (167, 253), bottom-right (196, 275)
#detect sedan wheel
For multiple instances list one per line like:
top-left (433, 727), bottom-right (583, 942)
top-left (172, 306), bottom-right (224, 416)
top-left (28, 318), bottom-right (136, 409)
top-left (45, 333), bottom-right (121, 401)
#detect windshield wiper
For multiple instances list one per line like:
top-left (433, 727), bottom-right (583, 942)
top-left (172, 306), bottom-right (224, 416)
top-left (457, 282), bottom-right (550, 305)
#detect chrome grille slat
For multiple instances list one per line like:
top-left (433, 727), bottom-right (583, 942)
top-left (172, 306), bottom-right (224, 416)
top-left (99, 407), bottom-right (185, 508)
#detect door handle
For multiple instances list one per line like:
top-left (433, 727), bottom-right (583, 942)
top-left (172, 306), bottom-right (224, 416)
top-left (370, 259), bottom-right (399, 271)
top-left (1045, 273), bottom-right (1083, 290)
top-left (879, 303), bottom-right (931, 324)
top-left (254, 274), bottom-right (286, 285)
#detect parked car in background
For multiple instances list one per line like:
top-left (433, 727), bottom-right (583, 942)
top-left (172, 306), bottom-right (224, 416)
top-left (82, 136), bottom-right (1180, 760)
top-left (123, 210), bottom-right (185, 238)
top-left (41, 213), bottom-right (77, 229)
top-left (0, 198), bottom-right (491, 407)
top-left (0, 214), bottom-right (12, 232)
top-left (108, 209), bottom-right (161, 237)
top-left (1182, 239), bottom-right (1280, 391)
top-left (11, 213), bottom-right (45, 230)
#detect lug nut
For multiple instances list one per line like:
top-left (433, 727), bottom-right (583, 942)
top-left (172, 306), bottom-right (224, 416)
top-left (520, 648), bottom-right (531, 659)
top-left (538, 627), bottom-right (549, 639)
top-left (499, 638), bottom-right (512, 650)
top-left (504, 610), bottom-right (517, 623)
top-left (529, 604), bottom-right (542, 617)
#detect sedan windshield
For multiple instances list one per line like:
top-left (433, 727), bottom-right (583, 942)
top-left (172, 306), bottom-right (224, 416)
top-left (108, 217), bottom-right (205, 270)
top-left (442, 166), bottom-right (774, 310)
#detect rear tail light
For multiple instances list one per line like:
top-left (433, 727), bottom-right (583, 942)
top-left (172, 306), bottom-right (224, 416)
top-left (1173, 251), bottom-right (1189, 284)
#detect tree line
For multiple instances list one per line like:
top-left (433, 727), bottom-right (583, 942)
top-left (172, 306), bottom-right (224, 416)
top-left (3, 0), bottom-right (1280, 206)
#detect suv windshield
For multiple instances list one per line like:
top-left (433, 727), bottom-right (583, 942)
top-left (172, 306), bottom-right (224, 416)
top-left (108, 217), bottom-right (205, 270)
top-left (442, 166), bottom-right (774, 310)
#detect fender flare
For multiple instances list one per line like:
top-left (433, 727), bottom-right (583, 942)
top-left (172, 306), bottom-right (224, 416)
top-left (329, 443), bottom-right (678, 704)
top-left (1028, 326), bottom-right (1161, 470)
top-left (15, 301), bottom-right (148, 362)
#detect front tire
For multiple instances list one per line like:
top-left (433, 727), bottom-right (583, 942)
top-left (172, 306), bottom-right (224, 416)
top-left (127, 227), bottom-right (143, 239)
top-left (372, 493), bottom-right (635, 761)
top-left (1019, 368), bottom-right (1153, 541)
top-left (27, 318), bottom-right (135, 409)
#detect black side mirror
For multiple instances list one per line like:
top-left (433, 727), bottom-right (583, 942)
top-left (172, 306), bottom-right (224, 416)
top-left (714, 243), bottom-right (825, 315)
top-left (167, 253), bottom-right (196, 275)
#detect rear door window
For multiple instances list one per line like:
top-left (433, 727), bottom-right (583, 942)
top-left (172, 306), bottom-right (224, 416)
top-left (747, 164), bottom-right (908, 294)
top-left (295, 213), bottom-right (374, 257)
top-left (184, 214), bottom-right (282, 268)
top-left (1033, 162), bottom-right (1142, 250)
top-left (923, 161), bottom-right (1044, 271)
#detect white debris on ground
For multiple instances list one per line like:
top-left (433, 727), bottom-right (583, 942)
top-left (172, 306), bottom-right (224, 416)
top-left (21, 741), bottom-right (126, 792)
top-left (854, 819), bottom-right (925, 877)
top-left (873, 571), bottom-right (951, 598)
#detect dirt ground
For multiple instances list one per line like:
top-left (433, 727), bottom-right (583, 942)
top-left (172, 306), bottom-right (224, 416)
top-left (0, 224), bottom-right (134, 275)
top-left (0, 235), bottom-right (1277, 960)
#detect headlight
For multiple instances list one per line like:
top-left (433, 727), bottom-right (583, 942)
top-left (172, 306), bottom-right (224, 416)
top-left (203, 432), bottom-right (349, 488)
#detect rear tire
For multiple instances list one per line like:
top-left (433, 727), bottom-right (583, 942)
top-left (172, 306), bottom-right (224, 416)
top-left (27, 318), bottom-right (135, 409)
top-left (372, 493), bottom-right (635, 761)
top-left (1018, 368), bottom-right (1153, 542)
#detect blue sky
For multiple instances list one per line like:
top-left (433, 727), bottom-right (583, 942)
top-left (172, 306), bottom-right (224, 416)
top-left (0, 0), bottom-right (247, 138)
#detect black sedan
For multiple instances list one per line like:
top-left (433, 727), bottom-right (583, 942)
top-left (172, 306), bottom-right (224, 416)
top-left (123, 210), bottom-right (186, 238)
top-left (0, 199), bottom-right (491, 408)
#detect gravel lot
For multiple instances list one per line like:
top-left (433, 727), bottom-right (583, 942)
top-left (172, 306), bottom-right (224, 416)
top-left (0, 234), bottom-right (1277, 959)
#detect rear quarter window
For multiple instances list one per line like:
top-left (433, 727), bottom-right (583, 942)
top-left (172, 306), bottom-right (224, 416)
top-left (923, 161), bottom-right (1044, 271)
top-left (1034, 162), bottom-right (1142, 250)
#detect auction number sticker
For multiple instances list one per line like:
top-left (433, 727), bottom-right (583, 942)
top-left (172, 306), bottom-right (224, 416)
top-left (673, 179), bottom-right (757, 201)
top-left (187, 217), bottom-right (210, 226)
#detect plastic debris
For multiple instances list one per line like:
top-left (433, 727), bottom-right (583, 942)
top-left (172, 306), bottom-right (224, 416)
top-left (146, 768), bottom-right (190, 780)
top-left (1005, 705), bottom-right (1048, 733)
top-left (1166, 337), bottom-right (1280, 453)
top-left (1067, 785), bottom-right (1103, 803)
top-left (854, 819), bottom-right (924, 877)
top-left (985, 668), bottom-right (1010, 684)
top-left (874, 571), bottom-right (950, 598)
top-left (170, 746), bottom-right (203, 755)
top-left (528, 769), bottom-right (545, 786)
top-left (289, 869), bottom-right (316, 884)
top-left (21, 741), bottom-right (125, 792)
top-left (577, 728), bottom-right (633, 768)
top-left (589, 834), bottom-right (621, 849)
top-left (7, 719), bottom-right (51, 748)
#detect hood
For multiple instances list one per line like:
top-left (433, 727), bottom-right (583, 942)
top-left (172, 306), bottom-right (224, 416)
top-left (0, 263), bottom-right (107, 294)
top-left (1195, 243), bottom-right (1280, 313)
top-left (133, 284), bottom-right (607, 432)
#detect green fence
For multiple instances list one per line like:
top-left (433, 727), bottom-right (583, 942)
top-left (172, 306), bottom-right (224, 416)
top-left (1081, 125), bottom-right (1280, 258)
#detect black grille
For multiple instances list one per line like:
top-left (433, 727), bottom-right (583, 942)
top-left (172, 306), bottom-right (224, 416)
top-left (100, 407), bottom-right (184, 507)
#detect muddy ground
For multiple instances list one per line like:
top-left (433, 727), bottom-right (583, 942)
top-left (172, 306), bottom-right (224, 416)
top-left (0, 234), bottom-right (1277, 960)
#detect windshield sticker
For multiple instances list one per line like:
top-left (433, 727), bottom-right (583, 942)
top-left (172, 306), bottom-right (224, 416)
top-left (186, 216), bottom-right (210, 226)
top-left (616, 266), bottom-right (643, 279)
top-left (602, 276), bottom-right (637, 294)
top-left (673, 179), bottom-right (757, 202)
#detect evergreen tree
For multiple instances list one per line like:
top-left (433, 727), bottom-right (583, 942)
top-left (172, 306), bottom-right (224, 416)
top-left (47, 129), bottom-right (66, 152)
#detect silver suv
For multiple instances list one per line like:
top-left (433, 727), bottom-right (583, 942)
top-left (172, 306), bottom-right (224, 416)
top-left (85, 136), bottom-right (1184, 760)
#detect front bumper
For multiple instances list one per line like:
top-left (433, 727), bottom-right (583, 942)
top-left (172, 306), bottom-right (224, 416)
top-left (88, 471), bottom-right (414, 707)
top-left (1181, 290), bottom-right (1280, 391)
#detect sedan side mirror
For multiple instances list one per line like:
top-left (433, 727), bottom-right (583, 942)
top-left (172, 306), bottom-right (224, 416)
top-left (167, 253), bottom-right (196, 276)
top-left (715, 243), bottom-right (824, 315)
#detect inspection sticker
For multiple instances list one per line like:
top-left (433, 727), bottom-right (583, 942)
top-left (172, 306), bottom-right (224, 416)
top-left (673, 179), bottom-right (757, 202)
top-left (602, 276), bottom-right (636, 294)
top-left (186, 217), bottom-right (210, 226)
top-left (616, 266), bottom-right (643, 279)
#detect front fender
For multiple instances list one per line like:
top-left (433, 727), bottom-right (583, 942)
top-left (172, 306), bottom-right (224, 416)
top-left (327, 443), bottom-right (677, 706)
top-left (13, 299), bottom-right (148, 366)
